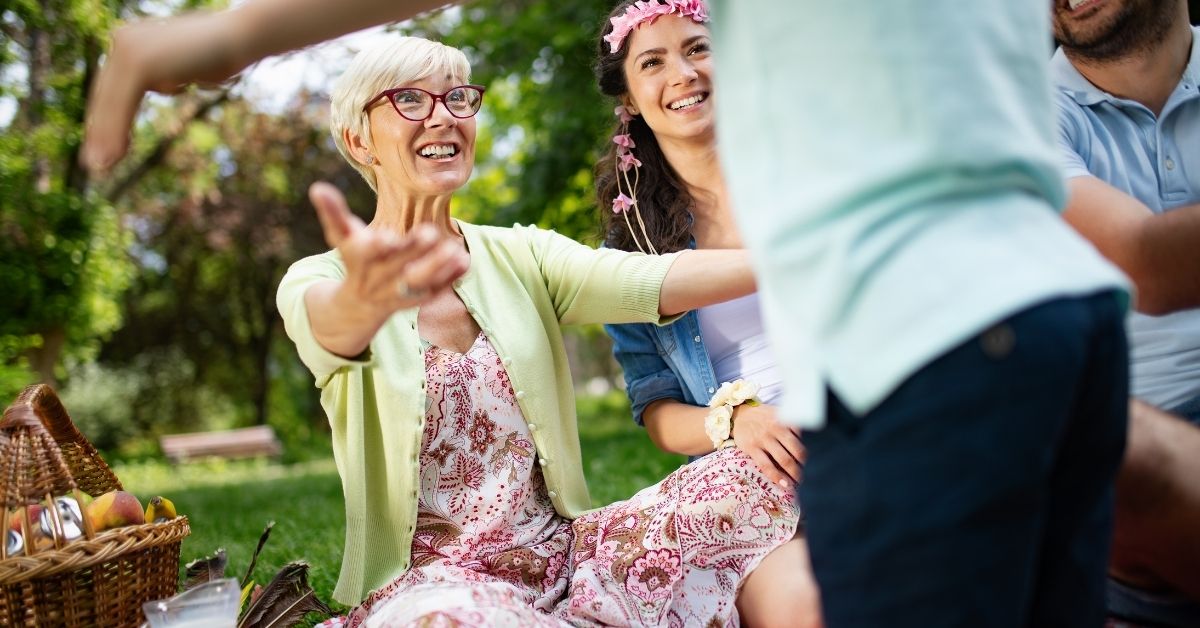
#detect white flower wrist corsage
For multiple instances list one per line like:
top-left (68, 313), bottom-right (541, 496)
top-left (704, 379), bottom-right (761, 450)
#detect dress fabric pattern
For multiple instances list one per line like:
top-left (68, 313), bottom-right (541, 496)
top-left (319, 333), bottom-right (797, 628)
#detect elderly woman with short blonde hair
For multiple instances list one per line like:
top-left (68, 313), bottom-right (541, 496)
top-left (279, 35), bottom-right (799, 627)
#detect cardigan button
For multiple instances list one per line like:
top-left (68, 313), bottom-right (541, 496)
top-left (707, 387), bottom-right (715, 394)
top-left (515, 391), bottom-right (526, 400)
top-left (693, 335), bottom-right (701, 343)
top-left (539, 458), bottom-right (548, 466)
top-left (547, 491), bottom-right (557, 499)
top-left (502, 357), bottom-right (512, 367)
top-left (528, 423), bottom-right (537, 431)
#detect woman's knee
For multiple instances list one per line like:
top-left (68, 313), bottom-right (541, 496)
top-left (737, 538), bottom-right (824, 628)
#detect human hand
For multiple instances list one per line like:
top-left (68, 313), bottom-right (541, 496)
top-left (731, 404), bottom-right (805, 491)
top-left (309, 182), bottom-right (468, 316)
top-left (82, 12), bottom-right (248, 173)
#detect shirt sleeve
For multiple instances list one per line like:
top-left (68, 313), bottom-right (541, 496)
top-left (276, 251), bottom-right (372, 387)
top-left (518, 225), bottom-right (683, 326)
top-left (605, 322), bottom-right (688, 426)
top-left (1054, 94), bottom-right (1093, 180)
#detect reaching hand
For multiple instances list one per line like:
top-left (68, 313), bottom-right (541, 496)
top-left (82, 12), bottom-right (249, 174)
top-left (308, 182), bottom-right (469, 318)
top-left (80, 0), bottom-right (453, 174)
top-left (731, 404), bottom-right (805, 491)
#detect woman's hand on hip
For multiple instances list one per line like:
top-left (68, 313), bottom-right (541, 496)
top-left (731, 404), bottom-right (805, 491)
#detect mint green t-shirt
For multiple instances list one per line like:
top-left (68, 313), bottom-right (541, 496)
top-left (710, 0), bottom-right (1129, 427)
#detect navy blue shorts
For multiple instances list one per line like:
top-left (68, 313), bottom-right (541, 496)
top-left (800, 292), bottom-right (1128, 627)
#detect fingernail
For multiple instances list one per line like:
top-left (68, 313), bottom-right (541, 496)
top-left (778, 479), bottom-right (792, 491)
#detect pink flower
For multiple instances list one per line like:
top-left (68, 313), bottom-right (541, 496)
top-left (612, 193), bottom-right (635, 214)
top-left (614, 105), bottom-right (634, 123)
top-left (626, 549), bottom-right (681, 605)
top-left (613, 134), bottom-right (635, 149)
top-left (603, 0), bottom-right (711, 54)
top-left (618, 151), bottom-right (642, 172)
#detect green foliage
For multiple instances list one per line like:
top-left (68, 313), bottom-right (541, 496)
top-left (0, 0), bottom-right (173, 392)
top-left (58, 349), bottom-right (243, 457)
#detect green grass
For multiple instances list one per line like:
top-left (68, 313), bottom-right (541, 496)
top-left (111, 391), bottom-right (684, 622)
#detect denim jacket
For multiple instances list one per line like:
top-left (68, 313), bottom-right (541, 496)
top-left (606, 310), bottom-right (720, 426)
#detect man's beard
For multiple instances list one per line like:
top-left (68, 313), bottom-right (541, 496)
top-left (1056, 0), bottom-right (1179, 62)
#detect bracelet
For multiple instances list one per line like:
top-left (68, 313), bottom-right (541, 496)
top-left (704, 379), bottom-right (761, 450)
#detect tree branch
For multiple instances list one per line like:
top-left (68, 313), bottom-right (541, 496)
top-left (103, 88), bottom-right (235, 204)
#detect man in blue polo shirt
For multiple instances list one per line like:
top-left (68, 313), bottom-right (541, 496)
top-left (1052, 0), bottom-right (1200, 624)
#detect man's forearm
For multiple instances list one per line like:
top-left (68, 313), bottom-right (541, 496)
top-left (1064, 176), bottom-right (1200, 314)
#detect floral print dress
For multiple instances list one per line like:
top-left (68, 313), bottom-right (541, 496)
top-left (320, 333), bottom-right (798, 628)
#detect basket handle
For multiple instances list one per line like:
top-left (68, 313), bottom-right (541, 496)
top-left (10, 384), bottom-right (123, 495)
top-left (0, 404), bottom-right (43, 431)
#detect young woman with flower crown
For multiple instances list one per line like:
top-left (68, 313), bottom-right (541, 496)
top-left (598, 1), bottom-right (822, 625)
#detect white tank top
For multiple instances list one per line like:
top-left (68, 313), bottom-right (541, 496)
top-left (696, 293), bottom-right (784, 405)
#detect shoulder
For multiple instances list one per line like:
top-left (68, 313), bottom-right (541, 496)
top-left (466, 221), bottom-right (588, 259)
top-left (458, 221), bottom-right (543, 253)
top-left (1052, 90), bottom-right (1093, 147)
top-left (284, 249), bottom-right (345, 280)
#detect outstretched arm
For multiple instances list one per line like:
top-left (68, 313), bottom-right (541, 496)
top-left (303, 183), bottom-right (467, 358)
top-left (658, 249), bottom-right (756, 316)
top-left (1064, 176), bottom-right (1200, 315)
top-left (83, 0), bottom-right (453, 172)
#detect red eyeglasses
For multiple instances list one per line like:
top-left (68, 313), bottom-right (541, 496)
top-left (363, 85), bottom-right (486, 122)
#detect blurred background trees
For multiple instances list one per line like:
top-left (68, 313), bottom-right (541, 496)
top-left (1, 0), bottom-right (627, 459)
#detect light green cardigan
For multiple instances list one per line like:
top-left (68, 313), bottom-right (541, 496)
top-left (276, 221), bottom-right (680, 604)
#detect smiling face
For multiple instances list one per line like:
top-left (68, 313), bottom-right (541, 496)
top-left (358, 74), bottom-right (477, 198)
top-left (1052, 0), bottom-right (1179, 61)
top-left (621, 15), bottom-right (714, 146)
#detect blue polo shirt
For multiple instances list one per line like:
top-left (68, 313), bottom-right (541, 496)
top-left (1052, 27), bottom-right (1200, 412)
top-left (710, 0), bottom-right (1129, 428)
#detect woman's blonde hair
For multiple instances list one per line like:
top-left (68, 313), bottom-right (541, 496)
top-left (330, 36), bottom-right (472, 192)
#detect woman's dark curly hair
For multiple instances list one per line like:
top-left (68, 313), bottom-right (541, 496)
top-left (594, 0), bottom-right (700, 254)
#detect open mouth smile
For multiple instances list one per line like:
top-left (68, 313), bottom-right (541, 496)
top-left (417, 143), bottom-right (460, 161)
top-left (668, 92), bottom-right (708, 111)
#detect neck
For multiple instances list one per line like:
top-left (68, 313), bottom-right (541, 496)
top-left (657, 134), bottom-right (740, 248)
top-left (1066, 14), bottom-right (1192, 116)
top-left (371, 184), bottom-right (459, 237)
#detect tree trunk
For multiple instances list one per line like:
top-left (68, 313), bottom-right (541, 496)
top-left (27, 326), bottom-right (66, 387)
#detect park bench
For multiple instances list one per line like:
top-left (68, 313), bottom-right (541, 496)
top-left (159, 424), bottom-right (283, 463)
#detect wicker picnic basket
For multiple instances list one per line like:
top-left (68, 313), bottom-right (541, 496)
top-left (0, 384), bottom-right (190, 627)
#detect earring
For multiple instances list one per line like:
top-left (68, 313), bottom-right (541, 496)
top-left (365, 155), bottom-right (376, 165)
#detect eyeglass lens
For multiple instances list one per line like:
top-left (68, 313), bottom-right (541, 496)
top-left (391, 87), bottom-right (483, 120)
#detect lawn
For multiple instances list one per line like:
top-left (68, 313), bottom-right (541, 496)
top-left (112, 391), bottom-right (685, 622)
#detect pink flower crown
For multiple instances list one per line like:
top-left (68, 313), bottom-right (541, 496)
top-left (603, 0), bottom-right (710, 55)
